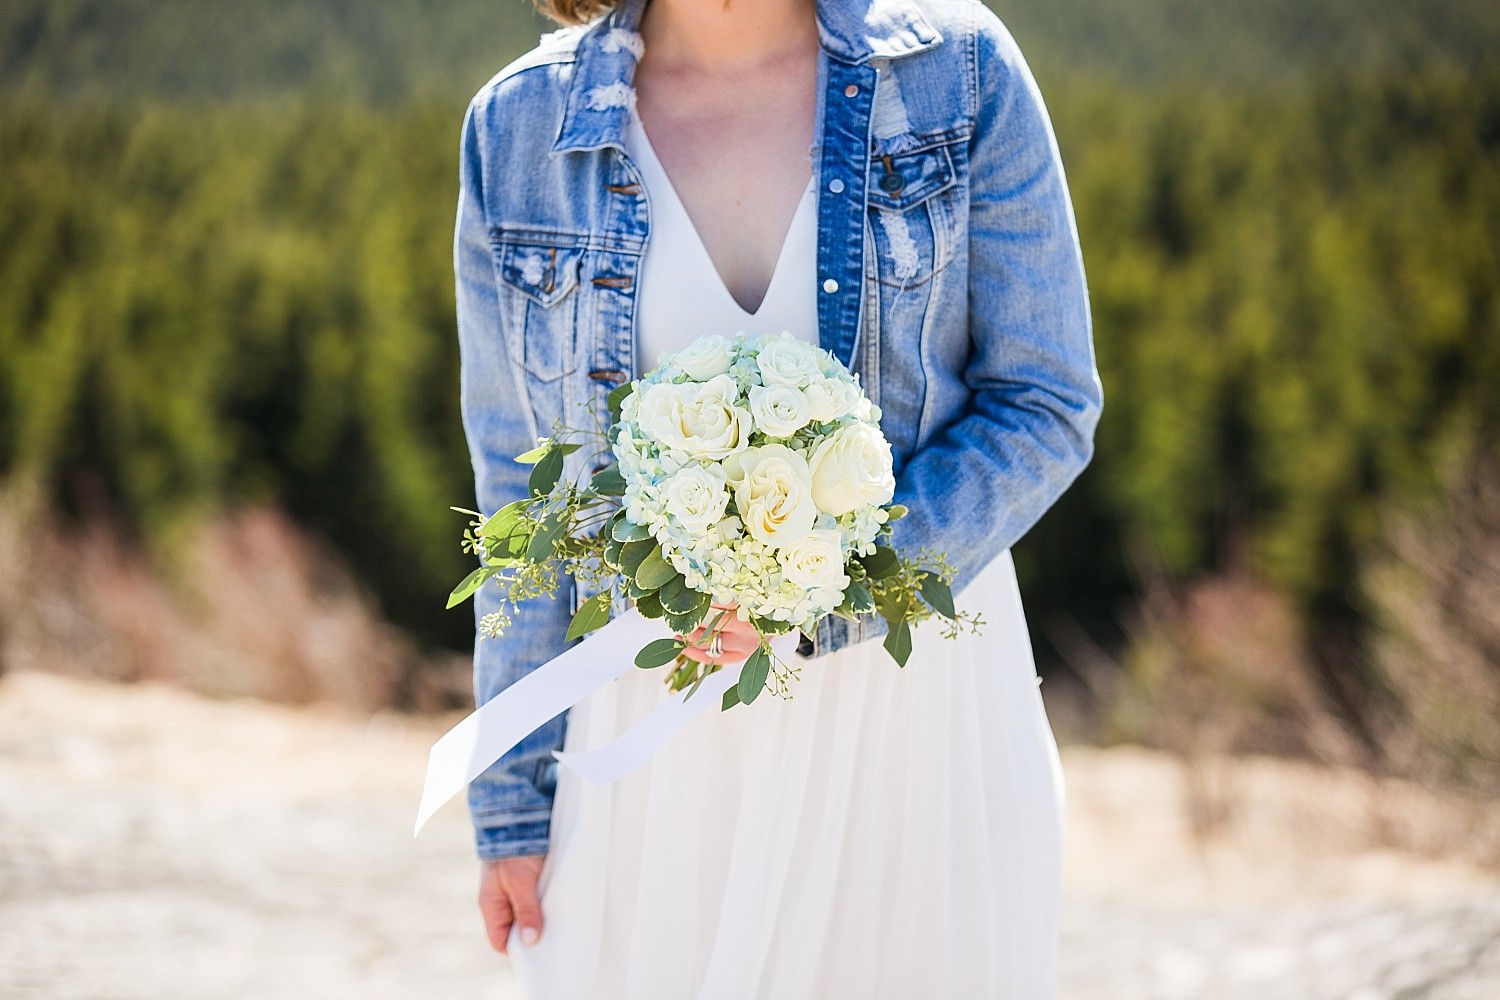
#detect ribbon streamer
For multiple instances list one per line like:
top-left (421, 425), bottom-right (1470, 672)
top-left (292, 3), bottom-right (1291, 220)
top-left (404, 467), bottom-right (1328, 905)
top-left (413, 611), bottom-right (797, 836)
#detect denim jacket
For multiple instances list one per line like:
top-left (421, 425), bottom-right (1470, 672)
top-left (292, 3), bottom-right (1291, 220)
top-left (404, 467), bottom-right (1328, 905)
top-left (454, 0), bottom-right (1102, 861)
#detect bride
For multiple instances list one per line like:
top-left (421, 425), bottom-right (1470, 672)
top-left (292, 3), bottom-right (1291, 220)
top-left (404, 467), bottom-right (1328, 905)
top-left (452, 0), bottom-right (1103, 995)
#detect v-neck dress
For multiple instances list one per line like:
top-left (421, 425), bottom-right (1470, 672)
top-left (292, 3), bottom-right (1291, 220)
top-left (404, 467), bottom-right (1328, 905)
top-left (508, 106), bottom-right (1068, 1000)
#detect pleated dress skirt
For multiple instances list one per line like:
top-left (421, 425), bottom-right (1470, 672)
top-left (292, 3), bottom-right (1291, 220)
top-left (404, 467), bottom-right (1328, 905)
top-left (509, 547), bottom-right (1067, 999)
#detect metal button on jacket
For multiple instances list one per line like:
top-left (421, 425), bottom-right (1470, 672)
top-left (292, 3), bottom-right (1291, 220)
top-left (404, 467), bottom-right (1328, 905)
top-left (822, 278), bottom-right (839, 293)
top-left (880, 171), bottom-right (906, 194)
top-left (828, 178), bottom-right (845, 194)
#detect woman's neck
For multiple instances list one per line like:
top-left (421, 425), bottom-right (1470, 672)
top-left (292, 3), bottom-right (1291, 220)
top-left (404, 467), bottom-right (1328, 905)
top-left (637, 0), bottom-right (818, 75)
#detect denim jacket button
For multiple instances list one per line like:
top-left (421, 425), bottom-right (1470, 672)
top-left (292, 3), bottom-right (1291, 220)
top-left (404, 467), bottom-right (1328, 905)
top-left (828, 178), bottom-right (845, 194)
top-left (880, 171), bottom-right (906, 194)
top-left (822, 278), bottom-right (839, 293)
top-left (843, 84), bottom-right (858, 98)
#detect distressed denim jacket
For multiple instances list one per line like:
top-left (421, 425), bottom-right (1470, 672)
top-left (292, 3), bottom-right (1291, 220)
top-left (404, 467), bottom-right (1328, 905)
top-left (455, 0), bottom-right (1103, 861)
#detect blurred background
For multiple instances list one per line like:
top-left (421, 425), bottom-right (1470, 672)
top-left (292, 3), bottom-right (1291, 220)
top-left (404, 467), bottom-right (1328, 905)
top-left (1, 0), bottom-right (1497, 997)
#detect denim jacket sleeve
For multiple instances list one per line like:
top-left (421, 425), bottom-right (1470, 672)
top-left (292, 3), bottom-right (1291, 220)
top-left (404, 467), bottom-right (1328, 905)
top-left (798, 9), bottom-right (1104, 660)
top-left (454, 94), bottom-right (573, 862)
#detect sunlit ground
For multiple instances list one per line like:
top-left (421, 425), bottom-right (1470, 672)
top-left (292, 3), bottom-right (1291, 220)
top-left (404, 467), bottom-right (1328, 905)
top-left (2, 669), bottom-right (1496, 1000)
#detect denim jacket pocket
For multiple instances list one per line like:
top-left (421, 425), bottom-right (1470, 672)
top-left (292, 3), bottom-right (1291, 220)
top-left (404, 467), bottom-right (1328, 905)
top-left (490, 234), bottom-right (584, 383)
top-left (866, 134), bottom-right (962, 290)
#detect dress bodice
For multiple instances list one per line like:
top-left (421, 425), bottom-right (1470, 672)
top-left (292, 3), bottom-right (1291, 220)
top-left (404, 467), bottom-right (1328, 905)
top-left (624, 109), bottom-right (820, 374)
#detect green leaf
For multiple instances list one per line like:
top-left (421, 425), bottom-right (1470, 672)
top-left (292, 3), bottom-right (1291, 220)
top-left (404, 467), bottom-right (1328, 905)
top-left (611, 516), bottom-right (651, 542)
top-left (528, 447), bottom-right (565, 496)
top-left (665, 601), bottom-right (709, 635)
top-left (737, 646), bottom-right (772, 705)
top-left (565, 591), bottom-right (613, 641)
top-left (884, 503), bottom-right (910, 521)
top-left (619, 537), bottom-right (655, 577)
top-left (749, 615), bottom-right (795, 635)
top-left (607, 382), bottom-right (635, 424)
top-left (883, 616), bottom-right (913, 666)
top-left (636, 637), bottom-right (684, 669)
top-left (918, 573), bottom-right (956, 619)
top-left (525, 512), bottom-right (566, 562)
top-left (602, 532), bottom-right (625, 570)
top-left (514, 443), bottom-right (551, 464)
top-left (517, 441), bottom-right (582, 464)
top-left (633, 591), bottom-right (664, 619)
top-left (484, 529), bottom-right (528, 564)
top-left (839, 579), bottom-right (875, 615)
top-left (589, 462), bottom-right (626, 496)
top-left (658, 574), bottom-right (702, 615)
top-left (721, 683), bottom-right (743, 711)
top-left (446, 565), bottom-right (496, 609)
top-left (478, 499), bottom-right (528, 538)
top-left (857, 545), bottom-right (900, 580)
top-left (634, 546), bottom-right (676, 590)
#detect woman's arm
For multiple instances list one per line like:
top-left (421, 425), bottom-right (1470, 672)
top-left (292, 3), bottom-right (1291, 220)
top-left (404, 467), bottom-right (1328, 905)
top-left (799, 9), bottom-right (1103, 658)
top-left (454, 92), bottom-right (573, 862)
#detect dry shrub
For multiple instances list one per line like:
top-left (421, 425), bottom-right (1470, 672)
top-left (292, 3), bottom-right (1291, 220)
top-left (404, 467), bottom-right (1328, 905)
top-left (1102, 558), bottom-right (1366, 838)
top-left (1361, 459), bottom-right (1500, 795)
top-left (0, 482), bottom-right (465, 712)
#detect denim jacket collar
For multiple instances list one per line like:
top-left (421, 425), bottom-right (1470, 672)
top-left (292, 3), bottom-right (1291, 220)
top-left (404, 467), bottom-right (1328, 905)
top-left (551, 0), bottom-right (943, 156)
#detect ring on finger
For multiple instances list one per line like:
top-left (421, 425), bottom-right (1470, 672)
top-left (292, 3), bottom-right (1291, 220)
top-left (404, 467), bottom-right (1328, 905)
top-left (707, 633), bottom-right (724, 658)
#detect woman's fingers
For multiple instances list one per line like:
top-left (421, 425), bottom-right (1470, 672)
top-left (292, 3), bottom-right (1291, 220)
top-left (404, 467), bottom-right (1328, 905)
top-left (677, 614), bottom-right (760, 664)
top-left (478, 863), bottom-right (514, 953)
top-left (478, 855), bottom-right (546, 954)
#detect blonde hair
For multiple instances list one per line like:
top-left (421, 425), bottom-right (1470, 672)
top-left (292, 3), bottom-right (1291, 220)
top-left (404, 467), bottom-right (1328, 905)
top-left (534, 0), bottom-right (620, 27)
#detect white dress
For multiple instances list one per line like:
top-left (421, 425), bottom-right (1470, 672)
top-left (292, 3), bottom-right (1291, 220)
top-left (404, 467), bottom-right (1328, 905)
top-left (509, 107), bottom-right (1067, 1000)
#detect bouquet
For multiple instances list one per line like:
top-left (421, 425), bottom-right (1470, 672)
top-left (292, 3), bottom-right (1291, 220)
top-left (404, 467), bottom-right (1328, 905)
top-left (448, 331), bottom-right (979, 710)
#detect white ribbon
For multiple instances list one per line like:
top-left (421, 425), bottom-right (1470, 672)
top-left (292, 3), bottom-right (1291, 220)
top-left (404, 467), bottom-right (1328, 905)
top-left (412, 611), bottom-right (797, 836)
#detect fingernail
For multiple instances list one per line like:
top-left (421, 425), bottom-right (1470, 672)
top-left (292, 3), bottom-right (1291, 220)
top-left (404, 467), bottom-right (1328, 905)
top-left (521, 926), bottom-right (539, 946)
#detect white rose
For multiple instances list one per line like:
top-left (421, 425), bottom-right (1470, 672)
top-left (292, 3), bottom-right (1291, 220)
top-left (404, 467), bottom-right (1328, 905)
top-left (635, 376), bottom-right (751, 460)
top-left (749, 384), bottom-right (813, 438)
top-left (802, 378), bottom-right (861, 423)
top-left (756, 332), bottom-right (823, 389)
top-left (669, 335), bottom-right (733, 381)
top-left (776, 529), bottom-right (850, 594)
top-left (807, 422), bottom-right (896, 516)
top-left (732, 444), bottom-right (818, 546)
top-left (662, 465), bottom-right (730, 534)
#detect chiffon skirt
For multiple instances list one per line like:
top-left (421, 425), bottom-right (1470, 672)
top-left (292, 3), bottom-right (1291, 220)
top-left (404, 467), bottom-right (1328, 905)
top-left (510, 548), bottom-right (1066, 999)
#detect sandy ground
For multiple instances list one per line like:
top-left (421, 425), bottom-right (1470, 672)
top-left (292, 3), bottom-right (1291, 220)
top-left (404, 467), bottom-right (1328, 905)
top-left (2, 668), bottom-right (1497, 1000)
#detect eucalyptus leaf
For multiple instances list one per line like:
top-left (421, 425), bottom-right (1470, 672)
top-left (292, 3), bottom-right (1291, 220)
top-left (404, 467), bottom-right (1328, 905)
top-left (858, 545), bottom-right (900, 580)
top-left (636, 637), bottom-right (684, 669)
top-left (528, 447), bottom-right (565, 496)
top-left (589, 462), bottom-right (626, 496)
top-left (477, 498), bottom-right (528, 538)
top-left (513, 443), bottom-right (551, 464)
top-left (525, 512), bottom-right (566, 562)
top-left (445, 565), bottom-right (495, 609)
top-left (918, 573), bottom-right (956, 619)
top-left (737, 647), bottom-right (772, 705)
top-left (883, 616), bottom-right (913, 666)
top-left (721, 683), bottom-right (742, 711)
top-left (607, 382), bottom-right (634, 423)
top-left (565, 591), bottom-right (613, 641)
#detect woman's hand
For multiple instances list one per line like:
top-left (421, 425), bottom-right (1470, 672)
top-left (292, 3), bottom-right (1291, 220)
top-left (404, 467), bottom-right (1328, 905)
top-left (677, 602), bottom-right (760, 665)
top-left (478, 854), bottom-right (545, 954)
